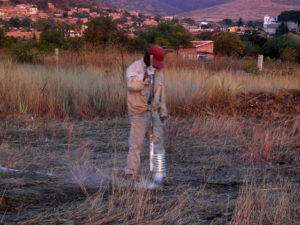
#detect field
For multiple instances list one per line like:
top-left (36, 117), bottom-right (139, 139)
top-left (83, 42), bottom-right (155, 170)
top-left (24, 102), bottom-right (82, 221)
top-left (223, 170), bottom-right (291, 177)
top-left (0, 49), bottom-right (299, 224)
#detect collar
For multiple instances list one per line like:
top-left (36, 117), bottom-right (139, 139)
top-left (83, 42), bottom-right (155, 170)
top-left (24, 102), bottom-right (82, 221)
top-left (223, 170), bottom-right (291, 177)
top-left (140, 58), bottom-right (146, 68)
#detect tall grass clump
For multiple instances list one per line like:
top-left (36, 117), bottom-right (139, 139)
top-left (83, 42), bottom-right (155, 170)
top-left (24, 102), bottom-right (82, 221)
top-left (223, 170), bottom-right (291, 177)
top-left (231, 175), bottom-right (299, 225)
top-left (165, 69), bottom-right (299, 116)
top-left (0, 60), bottom-right (126, 118)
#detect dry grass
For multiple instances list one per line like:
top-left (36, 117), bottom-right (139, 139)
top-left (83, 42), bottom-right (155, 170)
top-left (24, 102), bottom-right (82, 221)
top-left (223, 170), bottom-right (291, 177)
top-left (0, 52), bottom-right (299, 118)
top-left (0, 116), bottom-right (298, 224)
top-left (231, 174), bottom-right (299, 225)
top-left (173, 116), bottom-right (300, 164)
top-left (0, 49), bottom-right (299, 224)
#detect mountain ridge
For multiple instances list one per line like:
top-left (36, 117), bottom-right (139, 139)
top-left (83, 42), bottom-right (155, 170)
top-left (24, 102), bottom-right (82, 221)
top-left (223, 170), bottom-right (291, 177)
top-left (99, 0), bottom-right (300, 19)
top-left (177, 0), bottom-right (300, 21)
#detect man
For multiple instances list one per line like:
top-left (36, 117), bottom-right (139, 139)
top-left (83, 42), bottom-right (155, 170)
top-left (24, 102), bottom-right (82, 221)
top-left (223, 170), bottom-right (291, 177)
top-left (125, 45), bottom-right (167, 184)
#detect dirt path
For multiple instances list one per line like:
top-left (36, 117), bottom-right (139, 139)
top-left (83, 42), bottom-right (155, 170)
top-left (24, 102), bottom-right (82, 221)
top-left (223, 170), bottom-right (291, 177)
top-left (0, 116), bottom-right (299, 224)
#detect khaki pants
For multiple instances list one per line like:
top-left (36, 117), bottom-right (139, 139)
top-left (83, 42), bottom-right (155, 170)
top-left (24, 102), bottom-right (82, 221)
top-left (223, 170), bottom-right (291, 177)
top-left (125, 111), bottom-right (165, 175)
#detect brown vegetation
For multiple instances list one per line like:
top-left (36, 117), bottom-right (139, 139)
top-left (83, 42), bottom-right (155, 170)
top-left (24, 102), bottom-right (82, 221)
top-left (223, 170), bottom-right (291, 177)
top-left (0, 50), bottom-right (299, 119)
top-left (0, 50), bottom-right (299, 224)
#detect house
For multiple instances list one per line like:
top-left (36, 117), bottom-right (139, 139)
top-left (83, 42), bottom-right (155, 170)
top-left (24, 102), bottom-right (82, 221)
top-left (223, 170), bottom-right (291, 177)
top-left (130, 11), bottom-right (139, 17)
top-left (228, 26), bottom-right (246, 34)
top-left (48, 3), bottom-right (55, 11)
top-left (5, 31), bottom-right (41, 39)
top-left (29, 7), bottom-right (38, 15)
top-left (126, 33), bottom-right (135, 39)
top-left (178, 41), bottom-right (214, 59)
top-left (144, 19), bottom-right (158, 26)
top-left (164, 16), bottom-right (174, 21)
top-left (78, 8), bottom-right (90, 13)
top-left (38, 12), bottom-right (48, 19)
top-left (263, 15), bottom-right (298, 35)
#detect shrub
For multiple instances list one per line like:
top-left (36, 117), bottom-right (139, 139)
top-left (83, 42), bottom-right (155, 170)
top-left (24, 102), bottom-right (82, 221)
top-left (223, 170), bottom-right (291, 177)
top-left (65, 36), bottom-right (85, 53)
top-left (281, 47), bottom-right (299, 63)
top-left (243, 42), bottom-right (261, 56)
top-left (212, 32), bottom-right (244, 56)
top-left (11, 40), bottom-right (39, 63)
top-left (39, 29), bottom-right (65, 53)
top-left (262, 34), bottom-right (300, 62)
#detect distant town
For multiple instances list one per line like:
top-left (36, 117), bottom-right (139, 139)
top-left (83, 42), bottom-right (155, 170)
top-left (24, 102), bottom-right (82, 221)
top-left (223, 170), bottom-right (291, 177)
top-left (0, 1), bottom-right (299, 40)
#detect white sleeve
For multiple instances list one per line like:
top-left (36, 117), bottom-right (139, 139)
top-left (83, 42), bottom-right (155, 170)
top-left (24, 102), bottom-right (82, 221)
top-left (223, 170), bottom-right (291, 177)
top-left (127, 62), bottom-right (147, 91)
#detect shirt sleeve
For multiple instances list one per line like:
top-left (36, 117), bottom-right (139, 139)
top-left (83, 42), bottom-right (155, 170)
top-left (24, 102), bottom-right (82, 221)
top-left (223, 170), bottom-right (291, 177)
top-left (127, 62), bottom-right (147, 91)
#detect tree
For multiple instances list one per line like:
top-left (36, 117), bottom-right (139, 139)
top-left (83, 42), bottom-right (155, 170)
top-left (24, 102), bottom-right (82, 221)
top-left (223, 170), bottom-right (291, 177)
top-left (137, 22), bottom-right (193, 53)
top-left (262, 34), bottom-right (300, 61)
top-left (277, 22), bottom-right (289, 35)
top-left (66, 37), bottom-right (85, 53)
top-left (37, 0), bottom-right (48, 11)
top-left (21, 17), bottom-right (32, 28)
top-left (40, 29), bottom-right (65, 51)
top-left (278, 10), bottom-right (300, 24)
top-left (212, 32), bottom-right (244, 56)
top-left (8, 17), bottom-right (21, 28)
top-left (62, 12), bottom-right (68, 18)
top-left (243, 42), bottom-right (261, 56)
top-left (282, 47), bottom-right (299, 63)
top-left (237, 18), bottom-right (244, 27)
top-left (34, 18), bottom-right (56, 32)
top-left (115, 16), bottom-right (128, 25)
top-left (0, 28), bottom-right (13, 48)
top-left (181, 18), bottom-right (197, 26)
top-left (220, 19), bottom-right (232, 26)
top-left (11, 40), bottom-right (39, 63)
top-left (171, 18), bottom-right (179, 24)
top-left (243, 30), bottom-right (267, 46)
top-left (72, 11), bottom-right (90, 18)
top-left (0, 28), bottom-right (5, 48)
top-left (84, 16), bottom-right (119, 46)
top-left (246, 21), bottom-right (254, 28)
top-left (154, 14), bottom-right (163, 23)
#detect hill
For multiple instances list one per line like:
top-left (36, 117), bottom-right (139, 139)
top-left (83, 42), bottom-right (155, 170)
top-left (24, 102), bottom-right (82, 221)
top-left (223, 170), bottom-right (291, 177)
top-left (177, 0), bottom-right (300, 21)
top-left (96, 0), bottom-right (182, 15)
top-left (8, 0), bottom-right (110, 10)
top-left (99, 0), bottom-right (300, 17)
top-left (99, 0), bottom-right (234, 15)
top-left (272, 0), bottom-right (300, 5)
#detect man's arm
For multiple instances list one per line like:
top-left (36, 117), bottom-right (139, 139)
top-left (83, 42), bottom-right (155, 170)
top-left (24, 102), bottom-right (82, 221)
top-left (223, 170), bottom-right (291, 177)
top-left (127, 63), bottom-right (148, 91)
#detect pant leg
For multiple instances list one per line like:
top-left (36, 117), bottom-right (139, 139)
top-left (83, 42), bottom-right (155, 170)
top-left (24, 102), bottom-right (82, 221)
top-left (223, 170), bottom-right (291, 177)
top-left (125, 112), bottom-right (147, 175)
top-left (152, 111), bottom-right (165, 155)
top-left (151, 110), bottom-right (166, 177)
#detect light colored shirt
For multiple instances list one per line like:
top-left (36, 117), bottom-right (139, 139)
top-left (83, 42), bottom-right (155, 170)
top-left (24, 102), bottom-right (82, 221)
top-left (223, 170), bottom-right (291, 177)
top-left (126, 58), bottom-right (167, 117)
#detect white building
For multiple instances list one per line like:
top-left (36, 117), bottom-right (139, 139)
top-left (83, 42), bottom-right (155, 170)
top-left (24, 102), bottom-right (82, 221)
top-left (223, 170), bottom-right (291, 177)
top-left (29, 7), bottom-right (38, 15)
top-left (164, 16), bottom-right (174, 21)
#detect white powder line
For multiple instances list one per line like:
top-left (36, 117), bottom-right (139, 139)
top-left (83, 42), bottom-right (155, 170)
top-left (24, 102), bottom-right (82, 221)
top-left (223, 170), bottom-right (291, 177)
top-left (0, 166), bottom-right (54, 177)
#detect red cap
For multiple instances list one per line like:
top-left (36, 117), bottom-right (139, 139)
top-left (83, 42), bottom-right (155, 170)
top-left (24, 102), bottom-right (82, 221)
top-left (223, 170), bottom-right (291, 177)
top-left (148, 45), bottom-right (165, 68)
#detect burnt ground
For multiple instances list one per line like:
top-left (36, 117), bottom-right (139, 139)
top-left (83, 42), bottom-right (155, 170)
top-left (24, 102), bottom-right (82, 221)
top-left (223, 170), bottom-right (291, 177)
top-left (0, 91), bottom-right (299, 224)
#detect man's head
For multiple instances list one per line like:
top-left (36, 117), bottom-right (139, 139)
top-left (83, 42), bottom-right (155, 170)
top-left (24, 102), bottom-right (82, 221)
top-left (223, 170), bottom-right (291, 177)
top-left (144, 45), bottom-right (165, 69)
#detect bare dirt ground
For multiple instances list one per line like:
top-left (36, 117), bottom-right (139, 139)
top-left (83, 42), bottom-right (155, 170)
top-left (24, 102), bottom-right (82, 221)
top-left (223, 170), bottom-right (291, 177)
top-left (0, 91), bottom-right (299, 224)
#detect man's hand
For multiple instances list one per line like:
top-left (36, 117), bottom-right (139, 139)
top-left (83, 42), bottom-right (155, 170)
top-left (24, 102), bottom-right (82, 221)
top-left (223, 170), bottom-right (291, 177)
top-left (143, 66), bottom-right (156, 84)
top-left (146, 66), bottom-right (156, 76)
